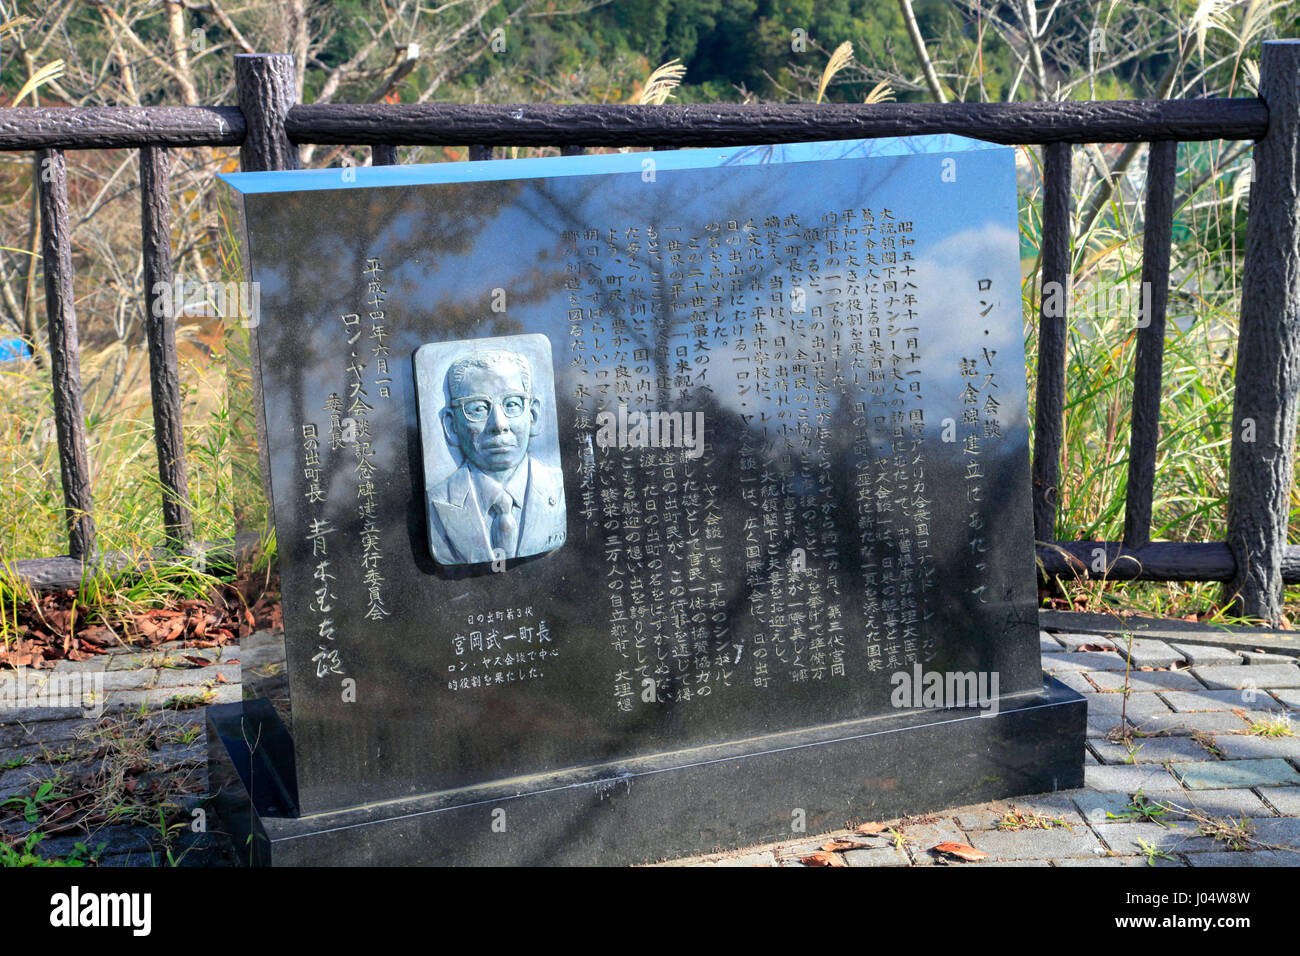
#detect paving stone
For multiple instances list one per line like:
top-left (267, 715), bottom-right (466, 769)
top-left (771, 837), bottom-right (852, 860)
top-left (1185, 849), bottom-right (1295, 866)
top-left (1110, 637), bottom-right (1183, 669)
top-left (98, 669), bottom-right (160, 691)
top-left (0, 705), bottom-right (85, 722)
top-left (1237, 708), bottom-right (1297, 725)
top-left (1088, 669), bottom-right (1203, 693)
top-left (157, 646), bottom-right (226, 665)
top-left (988, 793), bottom-right (1088, 829)
top-left (1089, 735), bottom-right (1213, 765)
top-left (1087, 716), bottom-right (1131, 739)
top-left (234, 640), bottom-right (286, 668)
top-left (106, 652), bottom-right (165, 672)
top-left (1241, 817), bottom-right (1300, 848)
top-left (1194, 664), bottom-right (1300, 691)
top-left (842, 844), bottom-right (911, 867)
top-left (1040, 631), bottom-right (1064, 651)
top-left (964, 859), bottom-right (1053, 866)
top-left (1138, 788), bottom-right (1273, 822)
top-left (93, 852), bottom-right (160, 868)
top-left (685, 850), bottom-right (778, 867)
top-left (1241, 651), bottom-right (1300, 666)
top-left (1049, 670), bottom-right (1098, 695)
top-left (1162, 689), bottom-right (1287, 712)
top-left (34, 826), bottom-right (154, 861)
top-left (1085, 763), bottom-right (1180, 792)
top-left (1259, 788), bottom-right (1300, 816)
top-left (1269, 689), bottom-right (1300, 710)
top-left (241, 630), bottom-right (283, 652)
top-left (1051, 632), bottom-right (1118, 651)
top-left (1212, 733), bottom-right (1300, 760)
top-left (0, 762), bottom-right (63, 797)
top-left (1084, 692), bottom-right (1172, 719)
top-left (1054, 855), bottom-right (1183, 866)
top-left (103, 686), bottom-right (230, 713)
top-left (1170, 758), bottom-right (1300, 789)
top-left (153, 663), bottom-right (239, 688)
top-left (895, 822), bottom-right (971, 864)
top-left (152, 740), bottom-right (206, 767)
top-left (1124, 711), bottom-right (1253, 736)
top-left (1170, 643), bottom-right (1243, 667)
top-left (1071, 792), bottom-right (1137, 825)
top-left (48, 657), bottom-right (114, 674)
top-left (0, 716), bottom-right (92, 749)
top-left (946, 801), bottom-right (1009, 830)
top-left (1042, 651), bottom-right (1130, 672)
top-left (965, 825), bottom-right (1106, 860)
top-left (1096, 820), bottom-right (1221, 855)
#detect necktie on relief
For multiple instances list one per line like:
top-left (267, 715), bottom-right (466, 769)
top-left (490, 488), bottom-right (518, 558)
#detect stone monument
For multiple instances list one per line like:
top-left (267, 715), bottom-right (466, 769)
top-left (209, 135), bottom-right (1086, 865)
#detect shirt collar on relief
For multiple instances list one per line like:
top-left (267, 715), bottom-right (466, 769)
top-left (470, 458), bottom-right (528, 514)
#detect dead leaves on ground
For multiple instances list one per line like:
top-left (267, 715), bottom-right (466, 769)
top-left (800, 850), bottom-right (848, 867)
top-left (0, 571), bottom-right (281, 670)
top-left (931, 841), bottom-right (988, 862)
top-left (796, 817), bottom-right (994, 866)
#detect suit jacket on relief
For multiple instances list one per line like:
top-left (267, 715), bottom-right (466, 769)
top-left (427, 456), bottom-right (565, 564)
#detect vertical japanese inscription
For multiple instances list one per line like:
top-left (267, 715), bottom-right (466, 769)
top-left (566, 205), bottom-right (946, 709)
top-left (337, 257), bottom-right (391, 623)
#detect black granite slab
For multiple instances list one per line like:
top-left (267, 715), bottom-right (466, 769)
top-left (207, 675), bottom-right (1085, 866)
top-left (211, 137), bottom-right (1085, 862)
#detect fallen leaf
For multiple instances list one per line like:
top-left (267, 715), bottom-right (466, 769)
top-left (800, 851), bottom-right (847, 867)
top-left (854, 822), bottom-right (889, 835)
top-left (821, 839), bottom-right (870, 852)
top-left (932, 841), bottom-right (988, 862)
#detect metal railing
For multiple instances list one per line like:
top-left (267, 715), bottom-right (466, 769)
top-left (1, 42), bottom-right (1299, 623)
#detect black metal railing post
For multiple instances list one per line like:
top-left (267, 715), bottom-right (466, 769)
top-left (1225, 39), bottom-right (1300, 623)
top-left (140, 145), bottom-right (193, 549)
top-left (235, 53), bottom-right (299, 172)
top-left (1123, 139), bottom-right (1178, 552)
top-left (1032, 142), bottom-right (1072, 545)
top-left (37, 147), bottom-right (97, 561)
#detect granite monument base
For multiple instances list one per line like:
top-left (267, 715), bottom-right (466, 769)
top-left (206, 677), bottom-right (1086, 866)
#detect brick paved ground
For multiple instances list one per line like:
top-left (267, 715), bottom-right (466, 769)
top-left (0, 632), bottom-right (285, 866)
top-left (665, 630), bottom-right (1300, 867)
top-left (1, 626), bottom-right (1297, 866)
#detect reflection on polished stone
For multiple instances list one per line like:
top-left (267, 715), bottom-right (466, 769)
top-left (213, 136), bottom-right (1083, 862)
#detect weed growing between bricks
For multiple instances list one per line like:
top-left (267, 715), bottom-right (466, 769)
top-left (0, 710), bottom-right (212, 865)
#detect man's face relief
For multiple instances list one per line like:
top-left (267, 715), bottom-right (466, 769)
top-left (443, 360), bottom-right (541, 474)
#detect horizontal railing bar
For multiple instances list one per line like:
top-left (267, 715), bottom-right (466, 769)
top-left (0, 99), bottom-right (1268, 153)
top-left (1038, 540), bottom-right (1300, 583)
top-left (8, 533), bottom-right (264, 592)
top-left (0, 106), bottom-right (245, 150)
top-left (13, 537), bottom-right (1297, 592)
top-left (284, 99), bottom-right (1268, 147)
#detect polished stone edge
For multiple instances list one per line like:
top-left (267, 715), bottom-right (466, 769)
top-left (206, 677), bottom-right (1086, 866)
